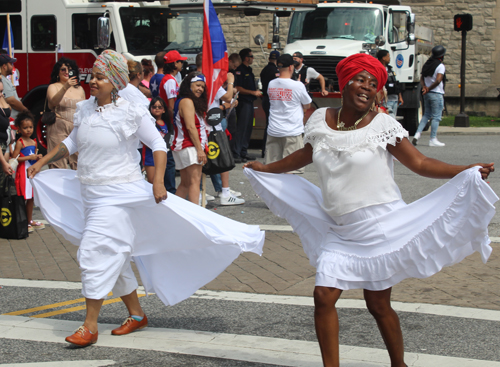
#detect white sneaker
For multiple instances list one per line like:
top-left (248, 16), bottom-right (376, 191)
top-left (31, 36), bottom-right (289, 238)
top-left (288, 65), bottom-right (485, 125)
top-left (412, 132), bottom-right (420, 146)
top-left (198, 197), bottom-right (207, 206)
top-left (215, 190), bottom-right (242, 198)
top-left (206, 194), bottom-right (215, 201)
top-left (220, 195), bottom-right (245, 206)
top-left (429, 138), bottom-right (445, 147)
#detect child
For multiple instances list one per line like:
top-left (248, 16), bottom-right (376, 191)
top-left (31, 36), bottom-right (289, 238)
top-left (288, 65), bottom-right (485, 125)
top-left (142, 97), bottom-right (170, 183)
top-left (13, 111), bottom-right (44, 233)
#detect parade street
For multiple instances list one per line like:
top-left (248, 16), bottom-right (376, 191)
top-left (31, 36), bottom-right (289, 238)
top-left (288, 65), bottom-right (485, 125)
top-left (1, 130), bottom-right (500, 366)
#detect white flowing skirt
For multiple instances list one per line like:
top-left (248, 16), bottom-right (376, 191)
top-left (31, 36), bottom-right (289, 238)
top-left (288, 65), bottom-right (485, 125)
top-left (31, 169), bottom-right (264, 305)
top-left (244, 167), bottom-right (498, 291)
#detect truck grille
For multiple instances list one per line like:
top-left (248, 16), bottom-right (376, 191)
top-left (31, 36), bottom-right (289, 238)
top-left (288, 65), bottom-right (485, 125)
top-left (302, 56), bottom-right (345, 92)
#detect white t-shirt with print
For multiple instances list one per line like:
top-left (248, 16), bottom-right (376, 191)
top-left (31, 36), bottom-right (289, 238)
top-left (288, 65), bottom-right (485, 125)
top-left (163, 78), bottom-right (179, 100)
top-left (424, 63), bottom-right (445, 95)
top-left (267, 78), bottom-right (312, 138)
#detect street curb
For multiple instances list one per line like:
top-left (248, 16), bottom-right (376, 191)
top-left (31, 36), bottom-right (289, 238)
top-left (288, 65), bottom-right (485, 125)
top-left (418, 126), bottom-right (500, 135)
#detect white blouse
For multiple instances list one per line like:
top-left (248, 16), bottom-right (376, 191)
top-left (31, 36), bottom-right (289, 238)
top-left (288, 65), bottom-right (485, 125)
top-left (304, 108), bottom-right (409, 218)
top-left (63, 98), bottom-right (167, 185)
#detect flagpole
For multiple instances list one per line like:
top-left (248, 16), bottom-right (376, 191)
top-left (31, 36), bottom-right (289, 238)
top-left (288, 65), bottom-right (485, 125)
top-left (6, 14), bottom-right (12, 57)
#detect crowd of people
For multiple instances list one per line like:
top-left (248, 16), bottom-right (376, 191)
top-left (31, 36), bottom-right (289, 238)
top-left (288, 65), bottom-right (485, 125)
top-left (0, 45), bottom-right (496, 367)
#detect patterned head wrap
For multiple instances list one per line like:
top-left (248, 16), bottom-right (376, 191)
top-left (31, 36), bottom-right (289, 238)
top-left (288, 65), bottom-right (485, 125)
top-left (94, 50), bottom-right (129, 91)
top-left (336, 53), bottom-right (387, 93)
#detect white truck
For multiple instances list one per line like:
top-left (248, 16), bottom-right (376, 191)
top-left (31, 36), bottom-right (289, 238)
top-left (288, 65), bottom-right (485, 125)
top-left (283, 0), bottom-right (434, 134)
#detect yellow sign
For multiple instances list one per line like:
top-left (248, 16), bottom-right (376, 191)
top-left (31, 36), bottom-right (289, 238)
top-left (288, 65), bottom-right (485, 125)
top-left (207, 141), bottom-right (220, 160)
top-left (1, 208), bottom-right (12, 227)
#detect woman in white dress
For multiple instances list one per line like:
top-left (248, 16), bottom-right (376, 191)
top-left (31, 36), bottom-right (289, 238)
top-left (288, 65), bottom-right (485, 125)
top-left (28, 50), bottom-right (264, 347)
top-left (244, 53), bottom-right (496, 367)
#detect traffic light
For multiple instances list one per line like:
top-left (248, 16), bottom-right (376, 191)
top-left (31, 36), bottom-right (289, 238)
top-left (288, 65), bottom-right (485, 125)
top-left (454, 14), bottom-right (473, 32)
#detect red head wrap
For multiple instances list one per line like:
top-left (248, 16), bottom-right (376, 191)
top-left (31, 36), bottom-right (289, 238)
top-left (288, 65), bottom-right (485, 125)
top-left (336, 53), bottom-right (388, 93)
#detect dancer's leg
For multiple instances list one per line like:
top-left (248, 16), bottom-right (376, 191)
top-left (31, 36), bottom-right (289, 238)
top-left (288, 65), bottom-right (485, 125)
top-left (120, 290), bottom-right (145, 317)
top-left (364, 288), bottom-right (405, 367)
top-left (314, 286), bottom-right (343, 367)
top-left (82, 298), bottom-right (104, 333)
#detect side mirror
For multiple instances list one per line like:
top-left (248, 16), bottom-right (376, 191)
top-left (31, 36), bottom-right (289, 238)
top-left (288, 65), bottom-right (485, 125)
top-left (254, 34), bottom-right (265, 46)
top-left (375, 35), bottom-right (386, 47)
top-left (407, 13), bottom-right (416, 34)
top-left (407, 33), bottom-right (416, 45)
top-left (97, 17), bottom-right (111, 49)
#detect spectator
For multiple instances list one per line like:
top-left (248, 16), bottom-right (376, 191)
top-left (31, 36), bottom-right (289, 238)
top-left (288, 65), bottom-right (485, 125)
top-left (265, 54), bottom-right (311, 174)
top-left (116, 61), bottom-right (150, 108)
top-left (259, 50), bottom-right (280, 158)
top-left (226, 53), bottom-right (241, 152)
top-left (171, 72), bottom-right (208, 204)
top-left (197, 53), bottom-right (244, 205)
top-left (143, 97), bottom-right (170, 184)
top-left (149, 51), bottom-right (167, 98)
top-left (128, 60), bottom-right (152, 99)
top-left (376, 50), bottom-right (403, 119)
top-left (12, 111), bottom-right (44, 233)
top-left (233, 48), bottom-right (261, 163)
top-left (413, 45), bottom-right (447, 147)
top-left (46, 57), bottom-right (85, 169)
top-left (292, 52), bottom-right (328, 96)
top-left (0, 80), bottom-right (13, 175)
top-left (141, 58), bottom-right (154, 89)
top-left (160, 50), bottom-right (186, 123)
top-left (0, 54), bottom-right (27, 120)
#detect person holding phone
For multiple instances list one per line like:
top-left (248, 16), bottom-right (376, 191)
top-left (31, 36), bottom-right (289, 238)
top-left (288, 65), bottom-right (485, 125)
top-left (47, 58), bottom-right (85, 169)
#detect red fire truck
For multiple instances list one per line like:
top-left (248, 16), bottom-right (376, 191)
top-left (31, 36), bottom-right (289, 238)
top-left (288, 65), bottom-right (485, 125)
top-left (0, 0), bottom-right (205, 149)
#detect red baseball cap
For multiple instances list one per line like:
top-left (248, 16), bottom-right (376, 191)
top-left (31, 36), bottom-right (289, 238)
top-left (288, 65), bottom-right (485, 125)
top-left (164, 50), bottom-right (188, 64)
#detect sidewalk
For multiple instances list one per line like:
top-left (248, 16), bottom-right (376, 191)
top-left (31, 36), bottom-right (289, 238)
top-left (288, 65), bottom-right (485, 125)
top-left (1, 225), bottom-right (499, 311)
top-left (420, 126), bottom-right (500, 135)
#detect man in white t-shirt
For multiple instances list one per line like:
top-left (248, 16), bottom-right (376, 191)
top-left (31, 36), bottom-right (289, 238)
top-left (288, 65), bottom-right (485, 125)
top-left (266, 54), bottom-right (311, 173)
top-left (292, 52), bottom-right (328, 96)
top-left (413, 45), bottom-right (446, 147)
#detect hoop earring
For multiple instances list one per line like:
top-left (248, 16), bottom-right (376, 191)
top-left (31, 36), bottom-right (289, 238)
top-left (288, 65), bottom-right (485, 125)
top-left (111, 89), bottom-right (118, 105)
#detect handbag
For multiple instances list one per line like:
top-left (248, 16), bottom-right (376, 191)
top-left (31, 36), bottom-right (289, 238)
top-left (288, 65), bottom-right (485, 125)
top-left (0, 175), bottom-right (28, 239)
top-left (41, 98), bottom-right (56, 126)
top-left (202, 129), bottom-right (235, 175)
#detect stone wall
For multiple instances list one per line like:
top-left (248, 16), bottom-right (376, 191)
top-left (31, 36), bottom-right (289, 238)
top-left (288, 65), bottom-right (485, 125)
top-left (220, 13), bottom-right (289, 72)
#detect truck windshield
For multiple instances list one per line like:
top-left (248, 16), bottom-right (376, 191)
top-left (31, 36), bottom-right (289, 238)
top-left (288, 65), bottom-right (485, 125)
top-left (288, 7), bottom-right (383, 44)
top-left (119, 8), bottom-right (203, 55)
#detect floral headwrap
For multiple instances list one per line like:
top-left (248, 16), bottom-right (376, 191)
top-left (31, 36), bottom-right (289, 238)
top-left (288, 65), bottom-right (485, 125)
top-left (94, 50), bottom-right (129, 91)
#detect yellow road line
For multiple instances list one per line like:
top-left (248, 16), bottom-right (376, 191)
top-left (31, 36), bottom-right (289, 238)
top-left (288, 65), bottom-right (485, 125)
top-left (3, 297), bottom-right (86, 316)
top-left (31, 294), bottom-right (146, 318)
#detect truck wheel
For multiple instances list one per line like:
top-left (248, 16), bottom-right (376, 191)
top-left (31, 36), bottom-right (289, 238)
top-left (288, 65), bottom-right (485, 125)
top-left (401, 108), bottom-right (418, 136)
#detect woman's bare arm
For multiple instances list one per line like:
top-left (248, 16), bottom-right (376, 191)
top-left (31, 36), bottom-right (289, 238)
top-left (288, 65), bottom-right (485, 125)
top-left (388, 138), bottom-right (494, 179)
top-left (243, 143), bottom-right (313, 173)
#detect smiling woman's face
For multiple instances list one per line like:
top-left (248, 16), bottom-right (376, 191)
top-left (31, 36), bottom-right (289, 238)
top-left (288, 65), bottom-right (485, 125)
top-left (89, 66), bottom-right (114, 101)
top-left (190, 81), bottom-right (205, 98)
top-left (344, 70), bottom-right (378, 111)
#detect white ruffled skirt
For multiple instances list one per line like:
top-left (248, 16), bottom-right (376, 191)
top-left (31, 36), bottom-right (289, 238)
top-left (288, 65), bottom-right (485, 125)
top-left (31, 170), bottom-right (264, 305)
top-left (244, 167), bottom-right (498, 291)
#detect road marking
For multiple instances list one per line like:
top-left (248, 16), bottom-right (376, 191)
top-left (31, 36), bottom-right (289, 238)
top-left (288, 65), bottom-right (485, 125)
top-left (3, 298), bottom-right (86, 316)
top-left (2, 290), bottom-right (145, 318)
top-left (0, 361), bottom-right (115, 367)
top-left (2, 278), bottom-right (500, 322)
top-left (0, 315), bottom-right (499, 367)
top-left (259, 224), bottom-right (294, 232)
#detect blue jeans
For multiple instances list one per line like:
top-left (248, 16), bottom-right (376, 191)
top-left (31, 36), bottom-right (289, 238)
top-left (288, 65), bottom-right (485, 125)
top-left (165, 150), bottom-right (176, 194)
top-left (416, 92), bottom-right (444, 139)
top-left (386, 100), bottom-right (398, 119)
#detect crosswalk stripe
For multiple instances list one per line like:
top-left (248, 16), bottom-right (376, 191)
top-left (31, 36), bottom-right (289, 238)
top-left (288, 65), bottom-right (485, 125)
top-left (1, 315), bottom-right (499, 367)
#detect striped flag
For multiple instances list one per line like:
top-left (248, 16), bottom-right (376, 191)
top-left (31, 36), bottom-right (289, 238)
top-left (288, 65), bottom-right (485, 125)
top-left (202, 0), bottom-right (228, 105)
top-left (2, 23), bottom-right (14, 56)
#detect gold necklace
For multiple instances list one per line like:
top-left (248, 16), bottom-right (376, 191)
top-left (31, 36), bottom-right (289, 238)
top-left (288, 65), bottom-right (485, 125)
top-left (337, 108), bottom-right (370, 131)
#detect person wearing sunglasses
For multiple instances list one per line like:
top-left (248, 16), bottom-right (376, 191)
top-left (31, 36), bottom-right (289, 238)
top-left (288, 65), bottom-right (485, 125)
top-left (47, 57), bottom-right (85, 169)
top-left (233, 48), bottom-right (262, 163)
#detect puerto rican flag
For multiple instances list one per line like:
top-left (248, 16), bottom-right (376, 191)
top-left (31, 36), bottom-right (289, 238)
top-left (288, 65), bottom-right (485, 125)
top-left (202, 0), bottom-right (228, 105)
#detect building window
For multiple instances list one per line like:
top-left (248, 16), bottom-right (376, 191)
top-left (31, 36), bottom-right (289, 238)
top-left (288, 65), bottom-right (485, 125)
top-left (31, 15), bottom-right (57, 51)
